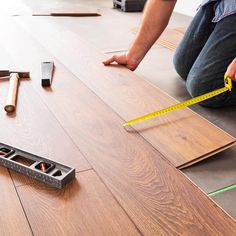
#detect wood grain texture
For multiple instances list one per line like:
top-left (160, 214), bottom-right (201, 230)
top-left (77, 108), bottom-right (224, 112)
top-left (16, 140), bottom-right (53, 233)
top-left (16, 170), bottom-right (140, 236)
top-left (12, 18), bottom-right (235, 168)
top-left (0, 20), bottom-right (235, 234)
top-left (0, 47), bottom-right (90, 186)
top-left (0, 167), bottom-right (32, 235)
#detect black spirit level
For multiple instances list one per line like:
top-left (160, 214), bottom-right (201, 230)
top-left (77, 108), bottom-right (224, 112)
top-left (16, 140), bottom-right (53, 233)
top-left (0, 143), bottom-right (75, 189)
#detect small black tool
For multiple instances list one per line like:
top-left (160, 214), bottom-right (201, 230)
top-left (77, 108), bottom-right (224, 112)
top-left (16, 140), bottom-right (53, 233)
top-left (113, 0), bottom-right (147, 12)
top-left (0, 143), bottom-right (75, 189)
top-left (41, 61), bottom-right (54, 87)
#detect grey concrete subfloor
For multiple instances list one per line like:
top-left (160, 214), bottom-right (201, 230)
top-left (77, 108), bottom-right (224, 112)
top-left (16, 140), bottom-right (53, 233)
top-left (211, 188), bottom-right (236, 220)
top-left (3, 0), bottom-right (236, 220)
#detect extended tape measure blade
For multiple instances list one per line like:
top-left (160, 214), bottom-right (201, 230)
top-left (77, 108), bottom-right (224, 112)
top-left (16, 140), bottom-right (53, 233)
top-left (123, 86), bottom-right (229, 126)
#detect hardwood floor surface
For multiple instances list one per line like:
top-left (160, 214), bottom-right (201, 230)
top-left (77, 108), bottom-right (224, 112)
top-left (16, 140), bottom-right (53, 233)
top-left (0, 19), bottom-right (235, 235)
top-left (0, 167), bottom-right (32, 235)
top-left (12, 17), bottom-right (235, 168)
top-left (16, 170), bottom-right (140, 236)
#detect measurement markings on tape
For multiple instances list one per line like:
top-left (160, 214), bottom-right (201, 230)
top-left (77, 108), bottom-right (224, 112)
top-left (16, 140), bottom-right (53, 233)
top-left (124, 75), bottom-right (232, 127)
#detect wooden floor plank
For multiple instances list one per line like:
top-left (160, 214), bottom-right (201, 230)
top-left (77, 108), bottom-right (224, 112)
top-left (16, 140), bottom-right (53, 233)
top-left (16, 170), bottom-right (140, 236)
top-left (0, 167), bottom-right (32, 235)
top-left (12, 17), bottom-right (236, 168)
top-left (32, 7), bottom-right (101, 16)
top-left (157, 28), bottom-right (185, 51)
top-left (0, 20), bottom-right (235, 234)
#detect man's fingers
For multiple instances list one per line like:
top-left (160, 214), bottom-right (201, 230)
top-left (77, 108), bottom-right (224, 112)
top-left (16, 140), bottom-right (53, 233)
top-left (102, 53), bottom-right (135, 70)
top-left (126, 64), bottom-right (136, 71)
top-left (226, 58), bottom-right (236, 79)
top-left (226, 68), bottom-right (234, 78)
top-left (103, 56), bottom-right (117, 65)
top-left (226, 65), bottom-right (235, 78)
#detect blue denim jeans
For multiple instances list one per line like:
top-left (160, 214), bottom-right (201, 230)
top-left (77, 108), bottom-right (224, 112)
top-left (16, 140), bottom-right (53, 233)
top-left (173, 2), bottom-right (236, 107)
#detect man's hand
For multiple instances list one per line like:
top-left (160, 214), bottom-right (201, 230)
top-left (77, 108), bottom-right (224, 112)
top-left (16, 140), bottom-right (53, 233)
top-left (102, 52), bottom-right (141, 71)
top-left (102, 0), bottom-right (176, 71)
top-left (226, 58), bottom-right (236, 81)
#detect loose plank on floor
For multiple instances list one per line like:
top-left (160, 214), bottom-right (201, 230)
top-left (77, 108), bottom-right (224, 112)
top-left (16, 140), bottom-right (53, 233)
top-left (132, 27), bottom-right (185, 51)
top-left (157, 28), bottom-right (185, 50)
top-left (32, 7), bottom-right (101, 16)
top-left (1, 20), bottom-right (236, 235)
top-left (14, 17), bottom-right (235, 168)
top-left (0, 167), bottom-right (32, 235)
top-left (17, 170), bottom-right (140, 236)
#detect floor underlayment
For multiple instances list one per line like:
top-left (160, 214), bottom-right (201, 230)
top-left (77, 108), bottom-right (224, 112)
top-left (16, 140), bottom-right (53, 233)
top-left (2, 0), bottom-right (236, 221)
top-left (211, 188), bottom-right (236, 219)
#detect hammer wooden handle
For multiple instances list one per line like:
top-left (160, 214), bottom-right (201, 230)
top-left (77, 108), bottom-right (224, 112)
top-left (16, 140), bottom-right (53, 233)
top-left (4, 73), bottom-right (19, 113)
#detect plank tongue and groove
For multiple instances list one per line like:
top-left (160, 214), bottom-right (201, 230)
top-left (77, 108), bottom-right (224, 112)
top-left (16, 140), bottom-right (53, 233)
top-left (0, 167), bottom-right (32, 235)
top-left (1, 19), bottom-right (236, 235)
top-left (13, 17), bottom-right (236, 168)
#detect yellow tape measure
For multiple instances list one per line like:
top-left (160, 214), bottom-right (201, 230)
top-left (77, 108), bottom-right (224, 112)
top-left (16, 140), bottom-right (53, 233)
top-left (123, 75), bottom-right (233, 126)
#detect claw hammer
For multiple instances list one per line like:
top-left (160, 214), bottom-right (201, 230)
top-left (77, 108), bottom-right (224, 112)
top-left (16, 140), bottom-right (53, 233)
top-left (0, 70), bottom-right (30, 113)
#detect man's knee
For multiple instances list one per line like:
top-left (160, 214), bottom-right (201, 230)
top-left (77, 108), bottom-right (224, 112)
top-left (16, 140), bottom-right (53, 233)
top-left (186, 73), bottom-right (201, 98)
top-left (186, 72), bottom-right (225, 107)
top-left (173, 50), bottom-right (188, 80)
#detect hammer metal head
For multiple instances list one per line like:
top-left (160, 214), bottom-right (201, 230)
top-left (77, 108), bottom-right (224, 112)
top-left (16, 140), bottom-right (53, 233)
top-left (0, 70), bottom-right (30, 79)
top-left (11, 71), bottom-right (30, 78)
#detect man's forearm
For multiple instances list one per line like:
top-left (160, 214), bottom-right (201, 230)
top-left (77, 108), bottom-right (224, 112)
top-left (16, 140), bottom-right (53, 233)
top-left (128, 0), bottom-right (177, 62)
